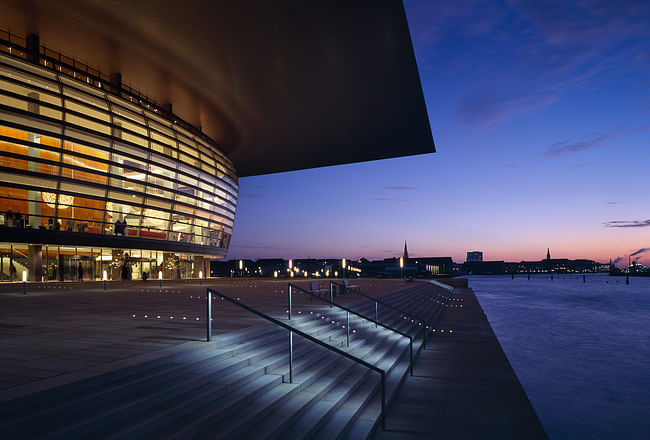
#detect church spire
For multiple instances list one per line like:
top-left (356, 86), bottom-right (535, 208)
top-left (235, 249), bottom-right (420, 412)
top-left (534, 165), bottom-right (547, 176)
top-left (546, 248), bottom-right (551, 260)
top-left (403, 241), bottom-right (409, 261)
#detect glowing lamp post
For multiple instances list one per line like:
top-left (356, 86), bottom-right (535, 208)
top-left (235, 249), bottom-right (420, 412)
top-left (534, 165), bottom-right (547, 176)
top-left (22, 270), bottom-right (27, 295)
top-left (239, 259), bottom-right (243, 278)
top-left (103, 270), bottom-right (107, 290)
top-left (342, 258), bottom-right (346, 278)
top-left (273, 270), bottom-right (278, 278)
top-left (399, 257), bottom-right (404, 279)
top-left (199, 270), bottom-right (203, 285)
top-left (159, 270), bottom-right (163, 288)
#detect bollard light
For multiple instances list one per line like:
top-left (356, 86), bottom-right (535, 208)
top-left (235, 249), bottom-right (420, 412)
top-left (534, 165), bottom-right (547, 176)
top-left (199, 270), bottom-right (203, 285)
top-left (273, 271), bottom-right (278, 278)
top-left (103, 270), bottom-right (108, 290)
top-left (22, 270), bottom-right (27, 295)
top-left (159, 270), bottom-right (163, 288)
top-left (22, 270), bottom-right (27, 282)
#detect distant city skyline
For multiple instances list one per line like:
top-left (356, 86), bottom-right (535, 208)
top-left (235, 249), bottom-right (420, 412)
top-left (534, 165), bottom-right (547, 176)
top-left (227, 0), bottom-right (650, 268)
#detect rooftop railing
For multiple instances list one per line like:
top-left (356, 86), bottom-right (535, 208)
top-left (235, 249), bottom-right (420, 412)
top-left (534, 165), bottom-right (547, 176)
top-left (0, 29), bottom-right (218, 150)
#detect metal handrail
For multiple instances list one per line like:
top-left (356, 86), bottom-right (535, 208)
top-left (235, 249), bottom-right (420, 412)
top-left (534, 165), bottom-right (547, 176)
top-left (205, 288), bottom-right (387, 430)
top-left (334, 281), bottom-right (431, 349)
top-left (288, 283), bottom-right (413, 376)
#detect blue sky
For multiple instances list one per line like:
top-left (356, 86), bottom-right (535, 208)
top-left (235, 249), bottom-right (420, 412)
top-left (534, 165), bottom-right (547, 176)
top-left (228, 0), bottom-right (650, 266)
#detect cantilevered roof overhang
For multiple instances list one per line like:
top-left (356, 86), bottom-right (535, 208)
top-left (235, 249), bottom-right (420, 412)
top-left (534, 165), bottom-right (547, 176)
top-left (2, 0), bottom-right (434, 177)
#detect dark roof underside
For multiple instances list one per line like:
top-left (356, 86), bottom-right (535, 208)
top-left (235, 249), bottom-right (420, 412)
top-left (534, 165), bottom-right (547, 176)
top-left (2, 0), bottom-right (434, 177)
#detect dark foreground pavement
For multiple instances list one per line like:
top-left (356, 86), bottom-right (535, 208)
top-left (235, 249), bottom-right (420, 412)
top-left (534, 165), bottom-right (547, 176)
top-left (373, 286), bottom-right (548, 440)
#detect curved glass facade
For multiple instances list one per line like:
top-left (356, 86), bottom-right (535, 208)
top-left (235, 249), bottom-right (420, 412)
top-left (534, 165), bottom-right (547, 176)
top-left (0, 54), bottom-right (238, 254)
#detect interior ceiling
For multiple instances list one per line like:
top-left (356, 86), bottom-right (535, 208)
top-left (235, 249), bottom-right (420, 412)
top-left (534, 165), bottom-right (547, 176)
top-left (2, 0), bottom-right (435, 177)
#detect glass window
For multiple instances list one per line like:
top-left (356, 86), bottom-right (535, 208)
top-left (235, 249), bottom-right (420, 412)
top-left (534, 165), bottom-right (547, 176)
top-left (0, 63), bottom-right (59, 87)
top-left (179, 152), bottom-right (201, 169)
top-left (142, 208), bottom-right (169, 231)
top-left (113, 117), bottom-right (148, 148)
top-left (65, 113), bottom-right (111, 135)
top-left (64, 99), bottom-right (110, 122)
top-left (109, 176), bottom-right (145, 194)
top-left (107, 96), bottom-right (145, 116)
top-left (58, 195), bottom-right (105, 226)
top-left (145, 197), bottom-right (172, 210)
top-left (146, 184), bottom-right (175, 199)
top-left (112, 105), bottom-right (145, 125)
top-left (60, 77), bottom-right (107, 99)
top-left (1, 109), bottom-right (61, 136)
top-left (113, 141), bottom-right (148, 160)
top-left (108, 189), bottom-right (143, 204)
top-left (63, 140), bottom-right (109, 160)
top-left (0, 171), bottom-right (57, 189)
top-left (105, 201), bottom-right (142, 234)
top-left (64, 128), bottom-right (111, 149)
top-left (59, 181), bottom-right (105, 198)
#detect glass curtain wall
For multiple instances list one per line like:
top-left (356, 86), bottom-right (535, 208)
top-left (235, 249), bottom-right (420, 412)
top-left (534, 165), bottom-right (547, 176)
top-left (0, 54), bottom-right (237, 251)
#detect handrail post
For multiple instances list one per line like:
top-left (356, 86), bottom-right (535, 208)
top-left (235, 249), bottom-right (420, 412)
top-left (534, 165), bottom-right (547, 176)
top-left (329, 282), bottom-right (333, 308)
top-left (422, 326), bottom-right (427, 350)
top-left (375, 301), bottom-right (378, 328)
top-left (206, 289), bottom-right (212, 342)
top-left (381, 372), bottom-right (386, 430)
top-left (346, 311), bottom-right (350, 347)
top-left (287, 284), bottom-right (292, 319)
top-left (289, 331), bottom-right (293, 383)
top-left (409, 337), bottom-right (413, 376)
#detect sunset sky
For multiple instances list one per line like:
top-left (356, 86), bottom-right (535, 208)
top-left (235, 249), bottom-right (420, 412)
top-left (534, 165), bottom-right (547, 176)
top-left (227, 0), bottom-right (650, 267)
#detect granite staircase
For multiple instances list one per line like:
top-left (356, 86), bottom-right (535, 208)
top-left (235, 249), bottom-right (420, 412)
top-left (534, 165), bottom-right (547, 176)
top-left (0, 282), bottom-right (452, 439)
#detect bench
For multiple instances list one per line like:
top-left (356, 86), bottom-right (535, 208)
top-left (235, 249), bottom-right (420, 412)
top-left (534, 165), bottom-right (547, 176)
top-left (309, 282), bottom-right (329, 298)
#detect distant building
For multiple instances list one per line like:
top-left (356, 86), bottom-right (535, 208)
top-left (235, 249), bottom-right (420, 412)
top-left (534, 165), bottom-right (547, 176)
top-left (463, 260), bottom-right (505, 275)
top-left (466, 251), bottom-right (483, 262)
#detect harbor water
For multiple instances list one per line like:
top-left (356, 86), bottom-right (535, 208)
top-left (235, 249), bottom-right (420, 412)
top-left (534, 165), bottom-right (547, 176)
top-left (469, 274), bottom-right (650, 440)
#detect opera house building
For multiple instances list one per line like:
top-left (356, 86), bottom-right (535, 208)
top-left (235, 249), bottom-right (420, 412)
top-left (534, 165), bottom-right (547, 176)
top-left (0, 1), bottom-right (434, 282)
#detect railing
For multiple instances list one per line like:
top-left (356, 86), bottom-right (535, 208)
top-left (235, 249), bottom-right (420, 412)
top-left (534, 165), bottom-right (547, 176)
top-left (288, 283), bottom-right (413, 376)
top-left (205, 288), bottom-right (388, 429)
top-left (430, 279), bottom-right (456, 292)
top-left (332, 280), bottom-right (432, 350)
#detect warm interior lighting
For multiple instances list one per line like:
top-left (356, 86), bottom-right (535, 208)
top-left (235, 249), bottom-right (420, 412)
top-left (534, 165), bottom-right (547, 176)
top-left (42, 192), bottom-right (74, 208)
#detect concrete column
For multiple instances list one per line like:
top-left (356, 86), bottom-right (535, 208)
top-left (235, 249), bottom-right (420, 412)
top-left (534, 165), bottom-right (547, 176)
top-left (26, 34), bottom-right (40, 65)
top-left (28, 245), bottom-right (42, 282)
top-left (58, 253), bottom-right (64, 281)
top-left (193, 255), bottom-right (205, 278)
top-left (111, 249), bottom-right (123, 281)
